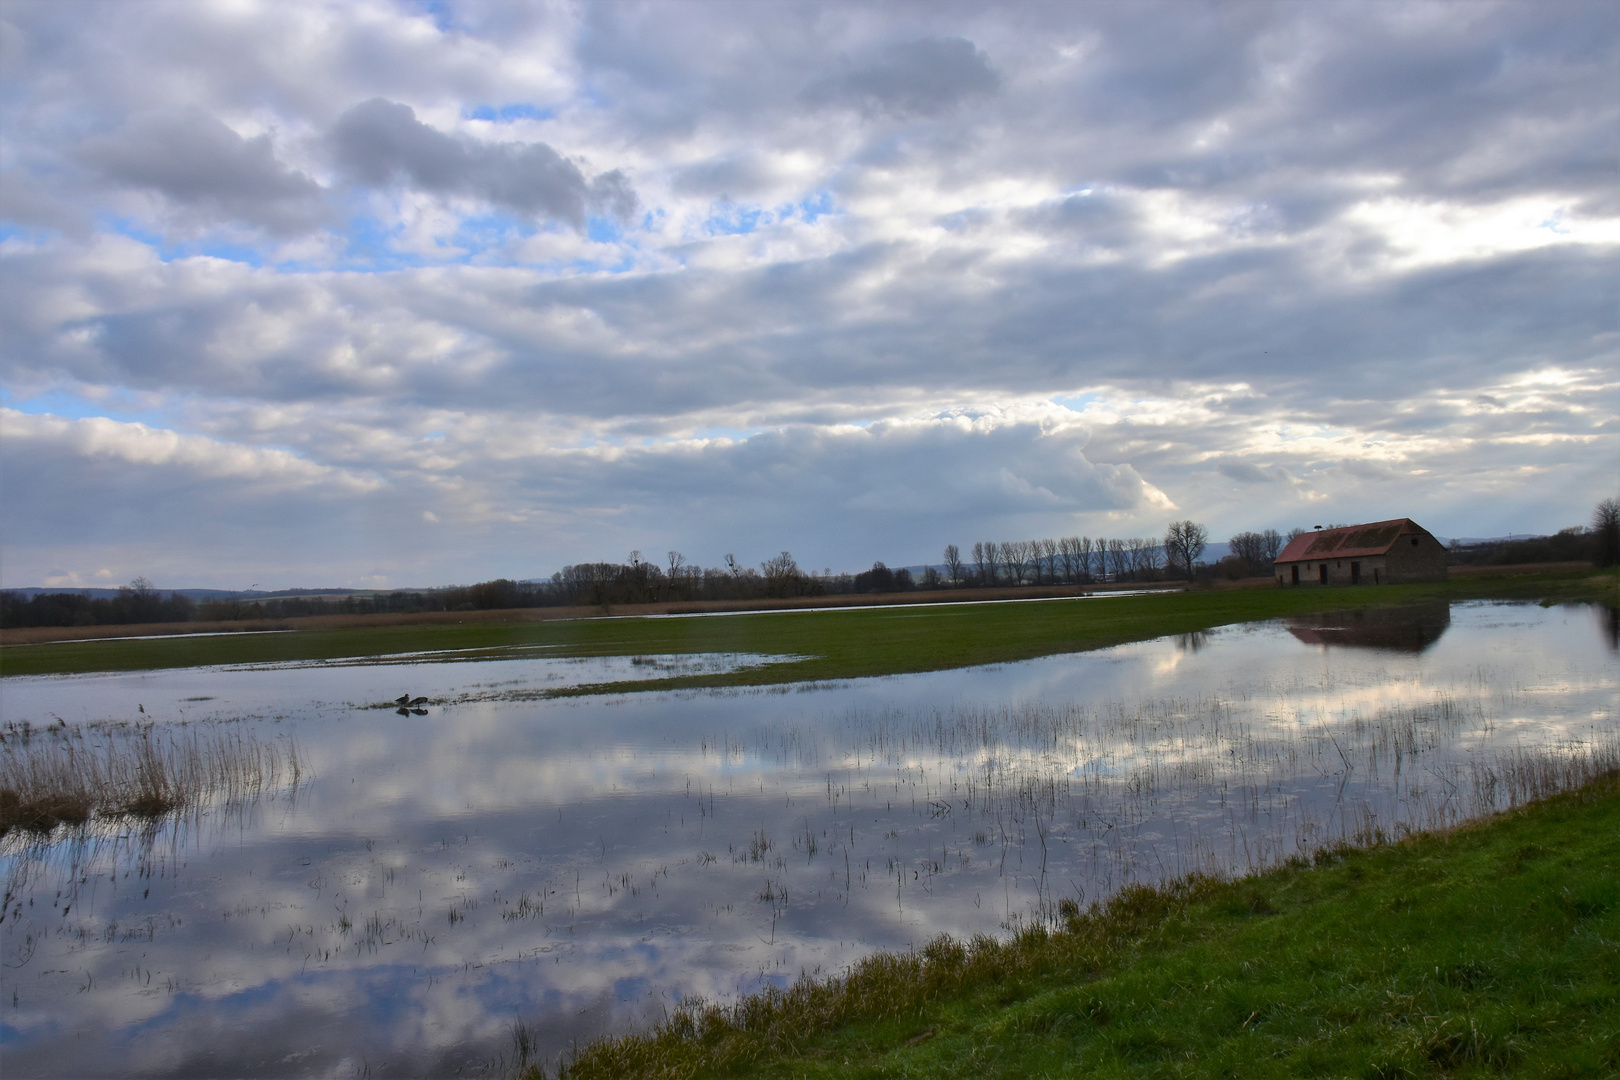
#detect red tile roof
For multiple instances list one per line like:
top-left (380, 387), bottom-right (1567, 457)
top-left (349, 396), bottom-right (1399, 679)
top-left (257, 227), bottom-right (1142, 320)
top-left (1275, 518), bottom-right (1430, 563)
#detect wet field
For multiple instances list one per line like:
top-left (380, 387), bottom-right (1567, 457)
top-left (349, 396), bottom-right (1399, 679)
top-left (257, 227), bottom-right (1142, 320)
top-left (1, 600), bottom-right (1615, 1076)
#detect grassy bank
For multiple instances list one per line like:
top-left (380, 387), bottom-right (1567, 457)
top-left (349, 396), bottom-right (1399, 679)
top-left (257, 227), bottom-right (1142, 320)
top-left (3, 570), bottom-right (1613, 685)
top-left (546, 770), bottom-right (1620, 1079)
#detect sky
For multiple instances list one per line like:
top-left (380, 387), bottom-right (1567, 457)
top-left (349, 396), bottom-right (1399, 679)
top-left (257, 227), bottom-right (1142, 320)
top-left (1, 0), bottom-right (1616, 591)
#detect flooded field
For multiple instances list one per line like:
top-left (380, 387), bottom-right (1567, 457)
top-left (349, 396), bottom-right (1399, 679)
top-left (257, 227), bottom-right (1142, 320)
top-left (1, 600), bottom-right (1615, 1077)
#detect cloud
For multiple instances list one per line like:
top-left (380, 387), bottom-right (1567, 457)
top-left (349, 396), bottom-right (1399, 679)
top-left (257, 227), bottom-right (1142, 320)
top-left (1215, 459), bottom-right (1296, 485)
top-left (805, 37), bottom-right (1001, 117)
top-left (2, 2), bottom-right (1617, 587)
top-left (328, 99), bottom-right (636, 227)
top-left (78, 109), bottom-right (329, 234)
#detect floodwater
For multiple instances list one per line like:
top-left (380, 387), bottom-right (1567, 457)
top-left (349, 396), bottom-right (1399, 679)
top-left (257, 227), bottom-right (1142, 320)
top-left (0, 600), bottom-right (1614, 1077)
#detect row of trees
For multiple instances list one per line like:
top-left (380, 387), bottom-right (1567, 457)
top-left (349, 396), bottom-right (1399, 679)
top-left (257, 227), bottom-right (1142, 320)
top-left (0, 578), bottom-right (197, 628)
top-left (937, 520), bottom-right (1219, 587)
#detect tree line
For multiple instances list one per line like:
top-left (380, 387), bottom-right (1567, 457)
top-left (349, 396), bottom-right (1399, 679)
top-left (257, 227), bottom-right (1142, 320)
top-left (936, 520), bottom-right (1237, 586)
top-left (7, 500), bottom-right (1613, 629)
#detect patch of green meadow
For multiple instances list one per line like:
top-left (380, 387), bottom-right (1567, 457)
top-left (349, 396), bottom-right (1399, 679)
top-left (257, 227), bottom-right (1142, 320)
top-left (549, 770), bottom-right (1620, 1079)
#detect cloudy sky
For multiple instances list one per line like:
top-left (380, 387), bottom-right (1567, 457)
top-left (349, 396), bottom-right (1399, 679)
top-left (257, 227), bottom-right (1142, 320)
top-left (1, 0), bottom-right (1615, 590)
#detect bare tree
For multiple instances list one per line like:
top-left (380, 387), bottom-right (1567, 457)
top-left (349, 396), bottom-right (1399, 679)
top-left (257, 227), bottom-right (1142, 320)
top-left (1262, 528), bottom-right (1283, 563)
top-left (1037, 538), bottom-right (1057, 584)
top-left (1228, 531), bottom-right (1270, 573)
top-left (1056, 537), bottom-right (1075, 583)
top-left (1164, 520), bottom-right (1209, 579)
top-left (1138, 538), bottom-right (1163, 577)
top-left (999, 542), bottom-right (1023, 585)
top-left (1106, 538), bottom-right (1129, 580)
top-left (1125, 537), bottom-right (1147, 577)
top-left (974, 541), bottom-right (994, 586)
top-left (761, 551), bottom-right (804, 597)
top-left (665, 551), bottom-right (688, 599)
top-left (943, 544), bottom-right (964, 586)
top-left (1091, 538), bottom-right (1110, 581)
top-left (1077, 536), bottom-right (1094, 582)
top-left (1595, 497), bottom-right (1620, 567)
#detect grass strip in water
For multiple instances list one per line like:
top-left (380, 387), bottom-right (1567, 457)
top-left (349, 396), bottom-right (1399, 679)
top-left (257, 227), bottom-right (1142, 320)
top-left (546, 771), bottom-right (1620, 1079)
top-left (3, 570), bottom-right (1614, 684)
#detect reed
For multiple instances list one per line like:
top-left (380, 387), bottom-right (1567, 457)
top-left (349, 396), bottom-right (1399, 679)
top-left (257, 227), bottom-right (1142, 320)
top-left (538, 753), bottom-right (1620, 1080)
top-left (0, 724), bottom-right (299, 836)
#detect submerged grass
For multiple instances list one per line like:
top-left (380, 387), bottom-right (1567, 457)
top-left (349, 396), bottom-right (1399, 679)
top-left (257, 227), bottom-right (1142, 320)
top-left (0, 723), bottom-right (300, 836)
top-left (3, 570), bottom-right (1615, 685)
top-left (544, 759), bottom-right (1620, 1080)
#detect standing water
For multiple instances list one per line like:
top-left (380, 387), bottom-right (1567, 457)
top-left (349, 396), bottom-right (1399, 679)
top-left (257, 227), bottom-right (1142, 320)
top-left (1, 600), bottom-right (1615, 1076)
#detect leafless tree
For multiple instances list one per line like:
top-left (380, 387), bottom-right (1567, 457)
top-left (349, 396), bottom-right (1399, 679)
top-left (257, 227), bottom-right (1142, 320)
top-left (1595, 497), bottom-right (1620, 567)
top-left (974, 541), bottom-right (994, 585)
top-left (1077, 536), bottom-right (1094, 582)
top-left (1106, 538), bottom-right (1129, 580)
top-left (665, 551), bottom-right (688, 599)
top-left (1037, 538), bottom-right (1057, 583)
top-left (1138, 539), bottom-right (1163, 576)
top-left (943, 544), bottom-right (964, 586)
top-left (1164, 520), bottom-right (1209, 579)
top-left (1091, 538), bottom-right (1109, 581)
top-left (999, 542), bottom-right (1023, 585)
top-left (1126, 537), bottom-right (1147, 577)
top-left (1262, 528), bottom-right (1283, 563)
top-left (760, 551), bottom-right (805, 597)
top-left (1056, 537), bottom-right (1075, 582)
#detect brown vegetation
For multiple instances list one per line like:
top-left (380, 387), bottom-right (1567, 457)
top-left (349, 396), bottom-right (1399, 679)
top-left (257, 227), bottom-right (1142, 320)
top-left (0, 724), bottom-right (299, 836)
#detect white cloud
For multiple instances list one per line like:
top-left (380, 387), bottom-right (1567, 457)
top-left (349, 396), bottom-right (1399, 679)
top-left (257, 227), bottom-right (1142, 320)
top-left (1, 0), bottom-right (1616, 586)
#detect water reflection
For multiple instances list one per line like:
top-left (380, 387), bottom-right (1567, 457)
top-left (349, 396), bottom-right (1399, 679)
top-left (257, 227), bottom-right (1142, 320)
top-left (0, 601), bottom-right (1614, 1077)
top-left (1285, 601), bottom-right (1451, 653)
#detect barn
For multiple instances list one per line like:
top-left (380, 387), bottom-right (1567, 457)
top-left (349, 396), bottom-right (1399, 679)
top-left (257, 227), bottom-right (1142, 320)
top-left (1274, 518), bottom-right (1447, 586)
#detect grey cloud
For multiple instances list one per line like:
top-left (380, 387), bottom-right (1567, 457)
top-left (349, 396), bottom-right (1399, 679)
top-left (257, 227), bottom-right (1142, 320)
top-left (480, 412), bottom-right (1157, 568)
top-left (805, 37), bottom-right (1000, 117)
top-left (78, 109), bottom-right (329, 234)
top-left (0, 167), bottom-right (89, 235)
top-left (1014, 191), bottom-right (1142, 249)
top-left (1215, 460), bottom-right (1293, 485)
top-left (328, 99), bottom-right (637, 227)
top-left (670, 155), bottom-right (778, 199)
top-left (3, 231), bottom-right (1612, 429)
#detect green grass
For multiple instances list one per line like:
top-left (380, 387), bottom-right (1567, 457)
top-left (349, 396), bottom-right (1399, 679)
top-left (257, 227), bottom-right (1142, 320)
top-left (3, 571), bottom-right (1614, 687)
top-left (546, 771), bottom-right (1620, 1079)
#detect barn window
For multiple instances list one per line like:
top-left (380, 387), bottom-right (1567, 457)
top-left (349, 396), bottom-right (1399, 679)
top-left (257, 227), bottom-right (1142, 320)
top-left (1410, 537), bottom-right (1418, 546)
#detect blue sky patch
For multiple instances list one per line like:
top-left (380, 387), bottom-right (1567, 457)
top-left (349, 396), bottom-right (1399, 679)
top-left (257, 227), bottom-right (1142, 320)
top-left (466, 103), bottom-right (555, 123)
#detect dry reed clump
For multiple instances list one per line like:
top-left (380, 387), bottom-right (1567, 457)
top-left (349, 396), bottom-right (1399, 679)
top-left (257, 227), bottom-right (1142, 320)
top-left (0, 724), bottom-right (299, 837)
